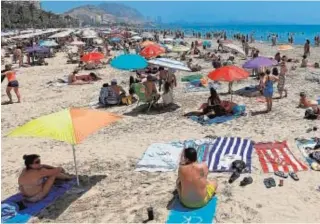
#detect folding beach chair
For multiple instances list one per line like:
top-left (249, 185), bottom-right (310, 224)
top-left (131, 83), bottom-right (156, 112)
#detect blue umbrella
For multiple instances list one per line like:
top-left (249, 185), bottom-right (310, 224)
top-left (111, 54), bottom-right (147, 70)
top-left (203, 40), bottom-right (212, 47)
top-left (40, 40), bottom-right (58, 47)
top-left (110, 37), bottom-right (121, 42)
top-left (25, 46), bottom-right (50, 53)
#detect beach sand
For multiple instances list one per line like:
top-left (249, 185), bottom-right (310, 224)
top-left (1, 38), bottom-right (320, 223)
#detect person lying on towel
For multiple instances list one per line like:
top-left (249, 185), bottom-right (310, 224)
top-left (68, 70), bottom-right (101, 85)
top-left (298, 92), bottom-right (318, 108)
top-left (176, 148), bottom-right (218, 208)
top-left (18, 154), bottom-right (73, 203)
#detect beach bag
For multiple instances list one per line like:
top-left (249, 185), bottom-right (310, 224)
top-left (121, 95), bottom-right (133, 105)
top-left (304, 108), bottom-right (317, 120)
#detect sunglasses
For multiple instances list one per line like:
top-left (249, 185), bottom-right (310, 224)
top-left (33, 160), bottom-right (41, 164)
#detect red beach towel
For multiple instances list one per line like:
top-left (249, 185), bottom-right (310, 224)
top-left (255, 141), bottom-right (308, 173)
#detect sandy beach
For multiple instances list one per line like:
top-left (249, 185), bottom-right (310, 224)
top-left (1, 37), bottom-right (320, 223)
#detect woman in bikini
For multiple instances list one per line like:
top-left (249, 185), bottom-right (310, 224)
top-left (18, 154), bottom-right (73, 202)
top-left (2, 64), bottom-right (21, 103)
top-left (263, 70), bottom-right (278, 112)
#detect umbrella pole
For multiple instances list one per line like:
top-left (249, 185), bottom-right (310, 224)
top-left (72, 145), bottom-right (80, 186)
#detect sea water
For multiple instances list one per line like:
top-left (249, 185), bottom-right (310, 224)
top-left (156, 24), bottom-right (320, 45)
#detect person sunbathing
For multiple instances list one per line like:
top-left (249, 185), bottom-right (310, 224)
top-left (298, 92), bottom-right (318, 108)
top-left (68, 71), bottom-right (101, 85)
top-left (18, 154), bottom-right (73, 202)
top-left (202, 88), bottom-right (229, 117)
top-left (176, 147), bottom-right (218, 208)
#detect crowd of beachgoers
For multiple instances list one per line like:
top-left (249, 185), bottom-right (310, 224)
top-left (1, 26), bottom-right (320, 223)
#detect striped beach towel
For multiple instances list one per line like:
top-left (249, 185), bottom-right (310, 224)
top-left (255, 141), bottom-right (308, 173)
top-left (207, 137), bottom-right (254, 172)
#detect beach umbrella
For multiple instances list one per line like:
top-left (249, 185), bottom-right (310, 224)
top-left (140, 44), bottom-right (165, 59)
top-left (222, 43), bottom-right (245, 56)
top-left (25, 46), bottom-right (50, 53)
top-left (81, 52), bottom-right (104, 62)
top-left (162, 38), bottom-right (173, 42)
top-left (111, 54), bottom-right (148, 70)
top-left (243, 56), bottom-right (278, 69)
top-left (148, 58), bottom-right (191, 71)
top-left (208, 66), bottom-right (249, 100)
top-left (278, 45), bottom-right (293, 51)
top-left (131, 36), bottom-right (142, 41)
top-left (39, 40), bottom-right (58, 47)
top-left (172, 45), bottom-right (189, 53)
top-left (7, 108), bottom-right (122, 186)
top-left (140, 40), bottom-right (155, 48)
top-left (70, 41), bottom-right (85, 46)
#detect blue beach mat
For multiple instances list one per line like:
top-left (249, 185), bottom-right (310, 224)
top-left (166, 196), bottom-right (218, 224)
top-left (1, 179), bottom-right (76, 223)
top-left (189, 105), bottom-right (246, 125)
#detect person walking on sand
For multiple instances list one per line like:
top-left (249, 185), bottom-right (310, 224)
top-left (1, 64), bottom-right (21, 104)
top-left (304, 40), bottom-right (310, 56)
top-left (278, 61), bottom-right (288, 98)
top-left (262, 69), bottom-right (278, 112)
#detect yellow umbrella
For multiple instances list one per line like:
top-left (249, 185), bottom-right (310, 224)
top-left (7, 108), bottom-right (122, 185)
top-left (278, 45), bottom-right (293, 51)
top-left (172, 45), bottom-right (190, 53)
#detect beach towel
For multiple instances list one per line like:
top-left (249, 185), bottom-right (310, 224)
top-left (255, 141), bottom-right (308, 173)
top-left (296, 138), bottom-right (319, 168)
top-left (166, 196), bottom-right (218, 224)
top-left (1, 179), bottom-right (76, 223)
top-left (207, 137), bottom-right (253, 172)
top-left (183, 139), bottom-right (212, 162)
top-left (135, 143), bottom-right (184, 172)
top-left (189, 105), bottom-right (246, 125)
top-left (185, 82), bottom-right (220, 93)
top-left (181, 74), bottom-right (203, 82)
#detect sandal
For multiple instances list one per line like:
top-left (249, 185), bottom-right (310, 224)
top-left (274, 171), bottom-right (288, 178)
top-left (228, 171), bottom-right (240, 184)
top-left (269, 178), bottom-right (276, 187)
top-left (240, 177), bottom-right (253, 187)
top-left (289, 171), bottom-right (299, 181)
top-left (263, 178), bottom-right (272, 188)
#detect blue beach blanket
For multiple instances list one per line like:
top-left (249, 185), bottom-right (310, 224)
top-left (185, 82), bottom-right (220, 93)
top-left (166, 196), bottom-right (218, 224)
top-left (189, 105), bottom-right (246, 125)
top-left (296, 138), bottom-right (318, 168)
top-left (207, 137), bottom-right (254, 172)
top-left (1, 179), bottom-right (76, 223)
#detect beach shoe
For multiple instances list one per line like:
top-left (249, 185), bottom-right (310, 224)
top-left (274, 171), bottom-right (288, 178)
top-left (240, 177), bottom-right (253, 187)
top-left (231, 160), bottom-right (246, 173)
top-left (289, 171), bottom-right (299, 181)
top-left (228, 171), bottom-right (240, 184)
top-left (263, 178), bottom-right (272, 188)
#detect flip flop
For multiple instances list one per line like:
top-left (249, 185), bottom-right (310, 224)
top-left (228, 171), bottom-right (240, 184)
top-left (274, 171), bottom-right (288, 178)
top-left (269, 178), bottom-right (276, 187)
top-left (289, 172), bottom-right (299, 181)
top-left (263, 178), bottom-right (272, 188)
top-left (240, 177), bottom-right (253, 187)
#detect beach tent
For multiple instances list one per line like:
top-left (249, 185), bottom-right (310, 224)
top-left (7, 108), bottom-right (122, 186)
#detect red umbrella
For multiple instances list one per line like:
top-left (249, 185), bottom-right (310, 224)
top-left (208, 66), bottom-right (249, 101)
top-left (208, 66), bottom-right (249, 82)
top-left (81, 52), bottom-right (104, 62)
top-left (140, 44), bottom-right (165, 59)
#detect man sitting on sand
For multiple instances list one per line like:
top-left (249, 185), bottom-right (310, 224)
top-left (18, 154), bottom-right (73, 202)
top-left (176, 147), bottom-right (218, 208)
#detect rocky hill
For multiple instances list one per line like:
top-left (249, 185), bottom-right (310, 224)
top-left (64, 3), bottom-right (145, 26)
top-left (1, 1), bottom-right (78, 29)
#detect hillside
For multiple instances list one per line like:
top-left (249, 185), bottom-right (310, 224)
top-left (1, 2), bottom-right (79, 29)
top-left (64, 3), bottom-right (145, 25)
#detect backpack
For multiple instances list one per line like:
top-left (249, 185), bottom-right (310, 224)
top-left (304, 108), bottom-right (317, 120)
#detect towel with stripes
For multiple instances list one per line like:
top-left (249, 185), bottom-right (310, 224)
top-left (255, 141), bottom-right (308, 173)
top-left (207, 137), bottom-right (254, 172)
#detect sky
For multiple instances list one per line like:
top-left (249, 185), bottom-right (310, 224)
top-left (40, 1), bottom-right (320, 24)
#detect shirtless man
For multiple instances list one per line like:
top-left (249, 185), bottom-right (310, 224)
top-left (176, 148), bottom-right (218, 208)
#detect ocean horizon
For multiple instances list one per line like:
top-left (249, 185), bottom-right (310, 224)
top-left (153, 24), bottom-right (320, 45)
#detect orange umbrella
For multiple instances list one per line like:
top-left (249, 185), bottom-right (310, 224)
top-left (208, 66), bottom-right (249, 82)
top-left (140, 40), bottom-right (155, 48)
top-left (81, 52), bottom-right (104, 62)
top-left (8, 108), bottom-right (122, 185)
top-left (140, 44), bottom-right (165, 59)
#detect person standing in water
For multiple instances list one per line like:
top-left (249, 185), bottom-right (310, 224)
top-left (1, 64), bottom-right (21, 104)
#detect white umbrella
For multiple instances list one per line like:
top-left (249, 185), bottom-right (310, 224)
top-left (222, 43), bottom-right (246, 56)
top-left (162, 38), bottom-right (173, 42)
top-left (131, 36), bottom-right (142, 41)
top-left (172, 45), bottom-right (189, 53)
top-left (148, 58), bottom-right (191, 71)
top-left (142, 32), bottom-right (153, 39)
top-left (70, 41), bottom-right (85, 46)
